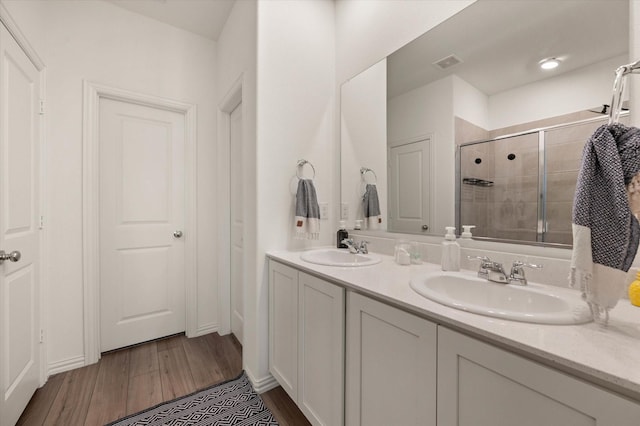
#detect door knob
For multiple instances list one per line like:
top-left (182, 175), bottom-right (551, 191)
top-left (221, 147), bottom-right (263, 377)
top-left (422, 225), bottom-right (429, 231)
top-left (0, 250), bottom-right (21, 264)
top-left (173, 231), bottom-right (183, 238)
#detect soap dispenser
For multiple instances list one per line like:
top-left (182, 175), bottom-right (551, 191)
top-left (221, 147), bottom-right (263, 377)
top-left (337, 220), bottom-right (349, 249)
top-left (441, 226), bottom-right (460, 271)
top-left (461, 225), bottom-right (475, 239)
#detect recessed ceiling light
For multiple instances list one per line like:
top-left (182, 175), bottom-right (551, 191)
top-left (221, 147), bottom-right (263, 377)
top-left (539, 58), bottom-right (560, 70)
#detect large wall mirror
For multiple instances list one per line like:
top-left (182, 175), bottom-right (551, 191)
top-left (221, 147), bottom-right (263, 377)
top-left (340, 0), bottom-right (628, 246)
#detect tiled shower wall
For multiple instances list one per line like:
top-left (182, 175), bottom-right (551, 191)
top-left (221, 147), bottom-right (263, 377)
top-left (457, 113), bottom-right (629, 245)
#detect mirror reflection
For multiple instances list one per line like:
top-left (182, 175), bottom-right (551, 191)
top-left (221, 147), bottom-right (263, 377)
top-left (340, 0), bottom-right (628, 244)
top-left (459, 114), bottom-right (629, 246)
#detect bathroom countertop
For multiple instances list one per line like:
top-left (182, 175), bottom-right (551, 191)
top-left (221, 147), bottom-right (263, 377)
top-left (267, 249), bottom-right (640, 402)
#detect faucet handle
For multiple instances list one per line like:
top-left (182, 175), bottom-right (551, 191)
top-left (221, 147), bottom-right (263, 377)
top-left (358, 240), bottom-right (369, 254)
top-left (467, 255), bottom-right (492, 278)
top-left (341, 238), bottom-right (358, 254)
top-left (509, 261), bottom-right (542, 285)
top-left (467, 255), bottom-right (490, 261)
top-left (467, 255), bottom-right (491, 267)
top-left (511, 260), bottom-right (542, 271)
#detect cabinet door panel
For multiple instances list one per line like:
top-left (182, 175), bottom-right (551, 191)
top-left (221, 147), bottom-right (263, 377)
top-left (346, 292), bottom-right (437, 426)
top-left (299, 272), bottom-right (345, 426)
top-left (268, 261), bottom-right (298, 400)
top-left (438, 327), bottom-right (640, 426)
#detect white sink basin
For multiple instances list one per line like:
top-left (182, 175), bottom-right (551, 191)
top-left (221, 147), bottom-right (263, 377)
top-left (410, 271), bottom-right (592, 325)
top-left (300, 249), bottom-right (381, 267)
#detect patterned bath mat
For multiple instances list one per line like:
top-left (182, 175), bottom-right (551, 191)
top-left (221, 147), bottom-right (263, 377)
top-left (107, 371), bottom-right (278, 426)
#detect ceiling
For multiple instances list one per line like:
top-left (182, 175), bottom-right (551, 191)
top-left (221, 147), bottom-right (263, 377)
top-left (107, 0), bottom-right (235, 41)
top-left (387, 0), bottom-right (629, 98)
top-left (106, 0), bottom-right (628, 96)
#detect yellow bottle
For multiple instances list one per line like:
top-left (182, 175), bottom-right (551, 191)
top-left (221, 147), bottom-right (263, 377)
top-left (629, 271), bottom-right (640, 307)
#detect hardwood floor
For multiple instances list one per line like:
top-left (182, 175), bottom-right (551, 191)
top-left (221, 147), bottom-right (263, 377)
top-left (17, 333), bottom-right (310, 426)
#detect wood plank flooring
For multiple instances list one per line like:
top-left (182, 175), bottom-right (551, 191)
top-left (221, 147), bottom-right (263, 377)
top-left (17, 333), bottom-right (310, 426)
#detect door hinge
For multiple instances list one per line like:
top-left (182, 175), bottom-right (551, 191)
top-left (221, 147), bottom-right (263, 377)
top-left (39, 215), bottom-right (44, 229)
top-left (39, 100), bottom-right (45, 115)
top-left (39, 329), bottom-right (44, 343)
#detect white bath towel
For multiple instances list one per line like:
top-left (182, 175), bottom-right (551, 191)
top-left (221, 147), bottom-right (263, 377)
top-left (294, 179), bottom-right (320, 240)
top-left (571, 123), bottom-right (640, 323)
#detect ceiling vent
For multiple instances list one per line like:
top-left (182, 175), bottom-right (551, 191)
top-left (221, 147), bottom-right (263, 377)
top-left (433, 54), bottom-right (463, 70)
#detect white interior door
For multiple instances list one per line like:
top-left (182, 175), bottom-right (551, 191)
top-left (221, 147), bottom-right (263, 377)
top-left (230, 102), bottom-right (244, 344)
top-left (0, 22), bottom-right (41, 426)
top-left (99, 97), bottom-right (186, 352)
top-left (388, 139), bottom-right (431, 233)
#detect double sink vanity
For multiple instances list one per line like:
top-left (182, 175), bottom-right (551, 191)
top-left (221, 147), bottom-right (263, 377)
top-left (268, 247), bottom-right (640, 425)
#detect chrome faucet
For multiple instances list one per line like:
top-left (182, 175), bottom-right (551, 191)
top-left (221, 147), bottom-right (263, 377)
top-left (341, 238), bottom-right (369, 254)
top-left (468, 256), bottom-right (542, 285)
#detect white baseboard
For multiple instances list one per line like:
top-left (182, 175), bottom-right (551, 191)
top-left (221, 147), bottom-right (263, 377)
top-left (246, 368), bottom-right (279, 394)
top-left (47, 355), bottom-right (86, 376)
top-left (193, 323), bottom-right (219, 337)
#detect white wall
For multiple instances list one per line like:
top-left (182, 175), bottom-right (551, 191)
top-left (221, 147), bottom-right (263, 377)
top-left (341, 59), bottom-right (387, 229)
top-left (2, 0), bottom-right (218, 373)
top-left (253, 0), bottom-right (336, 388)
top-left (452, 75), bottom-right (489, 130)
top-left (489, 55), bottom-right (627, 129)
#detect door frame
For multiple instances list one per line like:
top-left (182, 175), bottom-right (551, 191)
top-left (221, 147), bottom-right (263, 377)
top-left (217, 74), bottom-right (244, 336)
top-left (0, 2), bottom-right (47, 385)
top-left (82, 81), bottom-right (197, 364)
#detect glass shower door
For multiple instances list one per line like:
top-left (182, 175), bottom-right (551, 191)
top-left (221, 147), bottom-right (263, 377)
top-left (459, 132), bottom-right (539, 243)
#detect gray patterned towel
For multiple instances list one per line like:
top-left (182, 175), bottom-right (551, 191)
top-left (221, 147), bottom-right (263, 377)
top-left (362, 183), bottom-right (382, 229)
top-left (295, 178), bottom-right (320, 239)
top-left (571, 123), bottom-right (640, 322)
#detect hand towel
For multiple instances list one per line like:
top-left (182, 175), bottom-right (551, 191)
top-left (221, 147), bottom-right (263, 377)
top-left (571, 123), bottom-right (640, 323)
top-left (362, 183), bottom-right (382, 230)
top-left (295, 179), bottom-right (320, 240)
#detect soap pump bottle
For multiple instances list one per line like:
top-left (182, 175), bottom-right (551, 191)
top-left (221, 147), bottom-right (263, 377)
top-left (337, 220), bottom-right (349, 249)
top-left (461, 225), bottom-right (475, 239)
top-left (441, 226), bottom-right (460, 271)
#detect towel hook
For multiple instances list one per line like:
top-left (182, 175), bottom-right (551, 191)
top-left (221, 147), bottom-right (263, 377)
top-left (360, 167), bottom-right (377, 184)
top-left (296, 159), bottom-right (316, 179)
top-left (609, 59), bottom-right (640, 125)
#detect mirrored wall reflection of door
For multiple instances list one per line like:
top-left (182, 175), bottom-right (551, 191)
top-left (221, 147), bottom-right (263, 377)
top-left (99, 98), bottom-right (186, 352)
top-left (230, 102), bottom-right (244, 344)
top-left (388, 138), bottom-right (431, 234)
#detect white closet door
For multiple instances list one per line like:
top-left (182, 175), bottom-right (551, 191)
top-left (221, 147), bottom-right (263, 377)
top-left (230, 102), bottom-right (244, 344)
top-left (0, 21), bottom-right (42, 426)
top-left (99, 97), bottom-right (186, 352)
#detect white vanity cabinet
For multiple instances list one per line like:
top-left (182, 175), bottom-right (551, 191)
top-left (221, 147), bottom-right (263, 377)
top-left (268, 261), bottom-right (345, 426)
top-left (437, 326), bottom-right (640, 426)
top-left (345, 292), bottom-right (437, 426)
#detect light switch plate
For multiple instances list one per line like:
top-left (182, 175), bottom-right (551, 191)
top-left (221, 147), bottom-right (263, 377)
top-left (319, 203), bottom-right (329, 220)
top-left (341, 203), bottom-right (349, 220)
